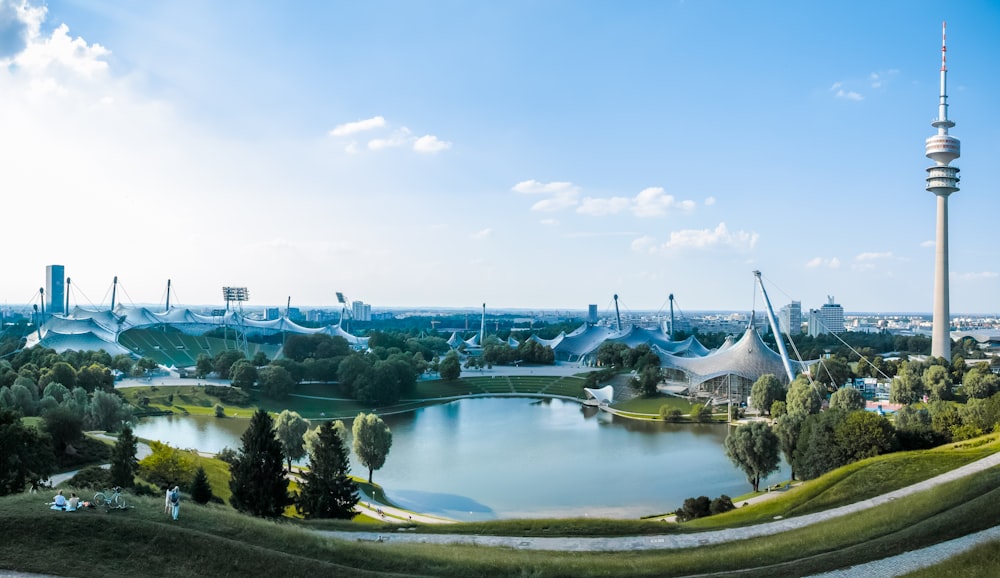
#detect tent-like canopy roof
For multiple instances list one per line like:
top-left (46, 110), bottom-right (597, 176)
top-left (656, 326), bottom-right (802, 386)
top-left (27, 305), bottom-right (368, 354)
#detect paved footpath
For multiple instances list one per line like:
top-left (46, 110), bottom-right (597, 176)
top-left (318, 451), bottom-right (1000, 554)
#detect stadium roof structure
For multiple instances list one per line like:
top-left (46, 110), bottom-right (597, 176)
top-left (25, 305), bottom-right (369, 358)
top-left (525, 324), bottom-right (711, 363)
top-left (655, 325), bottom-right (805, 390)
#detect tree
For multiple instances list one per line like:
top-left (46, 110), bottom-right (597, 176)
top-left (229, 409), bottom-right (290, 517)
top-left (775, 412), bottom-right (805, 480)
top-left (834, 411), bottom-right (897, 461)
top-left (190, 466), bottom-right (214, 504)
top-left (195, 354), bottom-right (214, 379)
top-left (42, 404), bottom-right (84, 455)
top-left (724, 421), bottom-right (780, 492)
top-left (890, 361), bottom-right (925, 404)
top-left (77, 363), bottom-right (114, 392)
top-left (439, 351), bottom-right (461, 381)
top-left (829, 387), bottom-right (865, 411)
top-left (297, 420), bottom-right (360, 519)
top-left (259, 365), bottom-right (295, 399)
top-left (213, 350), bottom-right (246, 379)
top-left (750, 374), bottom-right (785, 416)
top-left (785, 377), bottom-right (822, 416)
top-left (39, 361), bottom-right (76, 391)
top-left (352, 412), bottom-right (393, 484)
top-left (0, 409), bottom-right (56, 495)
top-left (923, 365), bottom-right (953, 402)
top-left (138, 441), bottom-right (195, 489)
top-left (109, 425), bottom-right (139, 488)
top-left (274, 410), bottom-right (310, 471)
top-left (814, 356), bottom-right (852, 389)
top-left (793, 410), bottom-right (848, 480)
top-left (963, 364), bottom-right (1000, 399)
top-left (230, 361), bottom-right (258, 390)
top-left (84, 390), bottom-right (132, 432)
top-left (631, 365), bottom-right (661, 397)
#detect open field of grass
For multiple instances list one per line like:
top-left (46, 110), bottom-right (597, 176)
top-left (612, 395), bottom-right (695, 415)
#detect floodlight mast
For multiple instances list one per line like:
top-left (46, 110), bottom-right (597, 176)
top-left (221, 286), bottom-right (250, 357)
top-left (753, 271), bottom-right (796, 383)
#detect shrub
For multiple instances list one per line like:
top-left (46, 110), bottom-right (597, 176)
top-left (68, 466), bottom-right (111, 490)
top-left (710, 494), bottom-right (735, 515)
top-left (205, 385), bottom-right (250, 406)
top-left (216, 446), bottom-right (238, 465)
top-left (214, 404), bottom-right (225, 418)
top-left (660, 407), bottom-right (683, 422)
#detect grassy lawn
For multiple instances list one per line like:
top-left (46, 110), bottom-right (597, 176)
top-left (612, 395), bottom-right (695, 415)
top-left (3, 461), bottom-right (1000, 577)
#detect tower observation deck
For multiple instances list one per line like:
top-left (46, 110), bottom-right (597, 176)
top-left (926, 22), bottom-right (960, 361)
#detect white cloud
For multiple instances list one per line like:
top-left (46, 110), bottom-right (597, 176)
top-left (344, 141), bottom-right (359, 154)
top-left (15, 23), bottom-right (110, 78)
top-left (512, 180), bottom-right (580, 212)
top-left (705, 196), bottom-right (716, 206)
top-left (952, 271), bottom-right (999, 281)
top-left (513, 180), bottom-right (577, 195)
top-left (806, 257), bottom-right (841, 269)
top-left (856, 251), bottom-right (893, 261)
top-left (413, 134), bottom-right (451, 153)
top-left (368, 127), bottom-right (411, 150)
top-left (631, 235), bottom-right (656, 253)
top-left (578, 196), bottom-right (630, 216)
top-left (834, 88), bottom-right (863, 101)
top-left (539, 218), bottom-right (559, 226)
top-left (631, 187), bottom-right (695, 218)
top-left (920, 240), bottom-right (935, 248)
top-left (570, 186), bottom-right (696, 218)
top-left (330, 115), bottom-right (386, 137)
top-left (471, 228), bottom-right (492, 240)
top-left (662, 222), bottom-right (758, 251)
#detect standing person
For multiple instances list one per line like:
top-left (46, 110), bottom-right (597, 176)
top-left (164, 485), bottom-right (172, 516)
top-left (169, 486), bottom-right (180, 520)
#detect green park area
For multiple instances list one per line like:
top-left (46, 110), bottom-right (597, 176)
top-left (2, 431), bottom-right (999, 577)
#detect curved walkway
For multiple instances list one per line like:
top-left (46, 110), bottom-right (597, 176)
top-left (318, 451), bottom-right (1000, 552)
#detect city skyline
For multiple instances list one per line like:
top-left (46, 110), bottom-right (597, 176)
top-left (1, 1), bottom-right (999, 313)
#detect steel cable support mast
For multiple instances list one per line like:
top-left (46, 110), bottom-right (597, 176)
top-left (753, 271), bottom-right (795, 383)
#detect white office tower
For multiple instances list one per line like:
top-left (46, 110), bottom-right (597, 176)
top-left (925, 22), bottom-right (960, 362)
top-left (808, 297), bottom-right (845, 337)
top-left (779, 301), bottom-right (802, 336)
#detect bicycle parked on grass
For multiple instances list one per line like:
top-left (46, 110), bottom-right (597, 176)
top-left (94, 486), bottom-right (129, 510)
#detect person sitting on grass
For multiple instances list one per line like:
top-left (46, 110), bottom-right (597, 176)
top-left (66, 493), bottom-right (80, 512)
top-left (50, 490), bottom-right (67, 510)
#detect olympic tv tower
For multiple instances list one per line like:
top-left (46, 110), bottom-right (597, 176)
top-left (925, 22), bottom-right (960, 361)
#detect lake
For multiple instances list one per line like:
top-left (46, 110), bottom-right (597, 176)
top-left (133, 397), bottom-right (789, 520)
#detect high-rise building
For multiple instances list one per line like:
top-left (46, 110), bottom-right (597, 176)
top-left (779, 301), bottom-right (802, 336)
top-left (46, 265), bottom-right (65, 315)
top-left (926, 22), bottom-right (961, 362)
top-left (587, 304), bottom-right (598, 324)
top-left (352, 300), bottom-right (371, 322)
top-left (808, 296), bottom-right (845, 337)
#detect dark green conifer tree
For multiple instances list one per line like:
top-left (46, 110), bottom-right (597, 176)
top-left (297, 421), bottom-right (359, 519)
top-left (229, 409), bottom-right (289, 517)
top-left (109, 425), bottom-right (138, 488)
top-left (190, 466), bottom-right (213, 504)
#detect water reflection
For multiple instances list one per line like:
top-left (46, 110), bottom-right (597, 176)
top-left (134, 398), bottom-right (789, 520)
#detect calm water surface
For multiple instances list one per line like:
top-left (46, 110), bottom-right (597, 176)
top-left (133, 398), bottom-right (788, 520)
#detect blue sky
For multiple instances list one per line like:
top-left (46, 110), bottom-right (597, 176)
top-left (1, 0), bottom-right (998, 314)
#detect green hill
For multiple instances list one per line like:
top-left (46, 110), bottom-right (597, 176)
top-left (3, 434), bottom-right (1000, 577)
